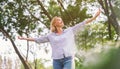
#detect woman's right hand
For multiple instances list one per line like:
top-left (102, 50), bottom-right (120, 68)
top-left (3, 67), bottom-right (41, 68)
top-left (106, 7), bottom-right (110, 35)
top-left (18, 36), bottom-right (25, 40)
top-left (18, 36), bottom-right (35, 41)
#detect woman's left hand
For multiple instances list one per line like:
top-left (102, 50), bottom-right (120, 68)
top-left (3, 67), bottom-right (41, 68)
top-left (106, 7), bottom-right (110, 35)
top-left (85, 8), bottom-right (101, 24)
top-left (94, 8), bottom-right (101, 17)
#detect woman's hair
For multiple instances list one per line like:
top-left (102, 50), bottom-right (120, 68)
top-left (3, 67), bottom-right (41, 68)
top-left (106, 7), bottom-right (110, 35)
top-left (50, 16), bottom-right (61, 32)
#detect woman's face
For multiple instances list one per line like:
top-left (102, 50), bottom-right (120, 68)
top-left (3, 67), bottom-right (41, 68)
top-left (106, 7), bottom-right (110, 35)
top-left (54, 17), bottom-right (64, 28)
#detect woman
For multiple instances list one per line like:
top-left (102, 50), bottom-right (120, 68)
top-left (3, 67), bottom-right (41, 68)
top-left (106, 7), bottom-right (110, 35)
top-left (18, 9), bottom-right (101, 69)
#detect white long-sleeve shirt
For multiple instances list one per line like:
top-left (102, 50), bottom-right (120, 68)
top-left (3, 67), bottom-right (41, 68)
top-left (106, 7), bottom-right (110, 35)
top-left (34, 21), bottom-right (86, 59)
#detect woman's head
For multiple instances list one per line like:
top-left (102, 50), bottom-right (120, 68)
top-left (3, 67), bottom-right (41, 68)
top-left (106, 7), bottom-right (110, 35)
top-left (50, 16), bottom-right (64, 32)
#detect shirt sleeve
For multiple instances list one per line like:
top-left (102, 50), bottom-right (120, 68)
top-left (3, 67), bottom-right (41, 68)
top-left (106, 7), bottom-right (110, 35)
top-left (71, 21), bottom-right (86, 34)
top-left (34, 35), bottom-right (49, 43)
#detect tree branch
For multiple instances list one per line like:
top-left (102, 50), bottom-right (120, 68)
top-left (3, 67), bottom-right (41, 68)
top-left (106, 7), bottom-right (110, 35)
top-left (108, 0), bottom-right (120, 36)
top-left (57, 0), bottom-right (73, 21)
top-left (36, 0), bottom-right (52, 21)
top-left (23, 3), bottom-right (49, 29)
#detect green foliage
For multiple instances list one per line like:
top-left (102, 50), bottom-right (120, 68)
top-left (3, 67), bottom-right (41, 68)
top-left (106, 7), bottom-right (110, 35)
top-left (80, 48), bottom-right (120, 69)
top-left (0, 0), bottom-right (95, 37)
top-left (75, 23), bottom-right (116, 50)
top-left (33, 59), bottom-right (45, 69)
top-left (47, 0), bottom-right (91, 28)
top-left (48, 0), bottom-right (61, 16)
top-left (113, 0), bottom-right (120, 20)
top-left (113, 7), bottom-right (120, 20)
top-left (0, 0), bottom-right (41, 37)
top-left (20, 59), bottom-right (51, 69)
top-left (75, 56), bottom-right (85, 69)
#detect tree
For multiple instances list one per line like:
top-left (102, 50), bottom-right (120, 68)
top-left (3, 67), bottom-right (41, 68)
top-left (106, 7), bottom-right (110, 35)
top-left (98, 0), bottom-right (120, 40)
top-left (0, 0), bottom-right (40, 68)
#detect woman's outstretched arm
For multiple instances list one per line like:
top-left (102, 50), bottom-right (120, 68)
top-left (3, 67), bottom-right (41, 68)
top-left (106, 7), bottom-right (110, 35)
top-left (86, 8), bottom-right (101, 24)
top-left (18, 36), bottom-right (35, 41)
top-left (71, 8), bottom-right (101, 34)
top-left (18, 35), bottom-right (49, 43)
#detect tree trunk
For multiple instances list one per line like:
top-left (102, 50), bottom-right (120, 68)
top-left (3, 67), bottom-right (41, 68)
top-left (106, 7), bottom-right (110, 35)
top-left (108, 0), bottom-right (120, 38)
top-left (98, 0), bottom-right (120, 40)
